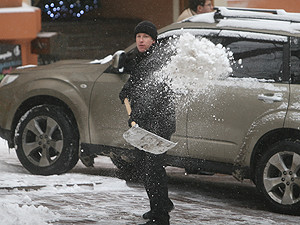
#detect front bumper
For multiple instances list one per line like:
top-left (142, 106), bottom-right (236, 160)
top-left (0, 126), bottom-right (13, 148)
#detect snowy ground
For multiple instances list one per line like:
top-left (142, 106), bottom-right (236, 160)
top-left (1, 138), bottom-right (300, 225)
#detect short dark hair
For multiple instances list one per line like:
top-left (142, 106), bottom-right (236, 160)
top-left (189, 0), bottom-right (206, 12)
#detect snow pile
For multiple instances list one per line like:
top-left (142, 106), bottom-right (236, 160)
top-left (1, 139), bottom-right (300, 224)
top-left (90, 55), bottom-right (113, 64)
top-left (0, 202), bottom-right (58, 225)
top-left (154, 33), bottom-right (233, 107)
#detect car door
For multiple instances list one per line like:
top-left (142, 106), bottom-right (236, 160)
top-left (187, 31), bottom-right (290, 163)
top-left (89, 68), bottom-right (131, 148)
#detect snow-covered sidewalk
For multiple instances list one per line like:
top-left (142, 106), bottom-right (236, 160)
top-left (1, 138), bottom-right (300, 225)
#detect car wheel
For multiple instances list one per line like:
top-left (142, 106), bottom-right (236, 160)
top-left (14, 105), bottom-right (79, 175)
top-left (255, 140), bottom-right (300, 215)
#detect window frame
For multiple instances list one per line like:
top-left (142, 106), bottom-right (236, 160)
top-left (290, 37), bottom-right (300, 84)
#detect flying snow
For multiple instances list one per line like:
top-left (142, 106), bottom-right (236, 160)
top-left (154, 33), bottom-right (234, 107)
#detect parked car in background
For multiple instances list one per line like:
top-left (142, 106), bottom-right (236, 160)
top-left (1, 7), bottom-right (300, 215)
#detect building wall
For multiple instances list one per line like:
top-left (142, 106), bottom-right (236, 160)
top-left (0, 0), bottom-right (41, 66)
top-left (96, 0), bottom-right (174, 28)
top-left (36, 0), bottom-right (300, 61)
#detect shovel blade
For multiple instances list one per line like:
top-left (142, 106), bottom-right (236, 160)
top-left (123, 125), bottom-right (177, 154)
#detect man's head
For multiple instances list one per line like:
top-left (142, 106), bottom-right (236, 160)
top-left (134, 21), bottom-right (157, 53)
top-left (189, 0), bottom-right (214, 14)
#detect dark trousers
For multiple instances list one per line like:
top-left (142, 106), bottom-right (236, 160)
top-left (134, 135), bottom-right (173, 224)
top-left (131, 119), bottom-right (174, 224)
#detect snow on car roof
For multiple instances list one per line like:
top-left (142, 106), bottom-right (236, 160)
top-left (218, 7), bottom-right (300, 23)
top-left (158, 29), bottom-right (287, 43)
top-left (218, 30), bottom-right (287, 42)
top-left (182, 7), bottom-right (300, 34)
top-left (218, 7), bottom-right (300, 22)
top-left (158, 29), bottom-right (219, 39)
top-left (217, 18), bottom-right (300, 34)
top-left (183, 12), bottom-right (216, 23)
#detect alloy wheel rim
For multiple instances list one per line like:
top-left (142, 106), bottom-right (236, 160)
top-left (21, 116), bottom-right (64, 167)
top-left (263, 151), bottom-right (300, 205)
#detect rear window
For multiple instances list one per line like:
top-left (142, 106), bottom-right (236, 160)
top-left (224, 39), bottom-right (284, 81)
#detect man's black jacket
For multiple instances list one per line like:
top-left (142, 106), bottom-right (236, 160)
top-left (119, 44), bottom-right (176, 138)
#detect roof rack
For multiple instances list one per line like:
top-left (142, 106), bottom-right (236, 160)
top-left (214, 7), bottom-right (300, 23)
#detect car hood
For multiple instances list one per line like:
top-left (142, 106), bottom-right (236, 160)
top-left (12, 59), bottom-right (110, 78)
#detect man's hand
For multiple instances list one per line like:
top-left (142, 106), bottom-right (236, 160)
top-left (124, 98), bottom-right (136, 127)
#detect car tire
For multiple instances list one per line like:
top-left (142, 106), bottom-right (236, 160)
top-left (14, 105), bottom-right (79, 175)
top-left (255, 140), bottom-right (300, 215)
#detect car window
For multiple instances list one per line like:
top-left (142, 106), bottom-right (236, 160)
top-left (291, 37), bottom-right (300, 84)
top-left (225, 39), bottom-right (284, 81)
top-left (210, 30), bottom-right (287, 81)
top-left (198, 35), bottom-right (284, 81)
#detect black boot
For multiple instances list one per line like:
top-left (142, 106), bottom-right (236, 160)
top-left (142, 203), bottom-right (174, 220)
top-left (139, 218), bottom-right (170, 225)
top-left (142, 210), bottom-right (153, 220)
top-left (139, 220), bottom-right (157, 225)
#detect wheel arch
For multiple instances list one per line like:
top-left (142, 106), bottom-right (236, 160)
top-left (10, 95), bottom-right (79, 148)
top-left (249, 128), bottom-right (300, 180)
top-left (14, 104), bottom-right (80, 175)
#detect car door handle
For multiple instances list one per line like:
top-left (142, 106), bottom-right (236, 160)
top-left (258, 93), bottom-right (283, 103)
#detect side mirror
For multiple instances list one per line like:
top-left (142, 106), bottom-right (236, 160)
top-left (112, 50), bottom-right (126, 69)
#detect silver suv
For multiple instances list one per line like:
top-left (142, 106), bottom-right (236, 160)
top-left (1, 7), bottom-right (300, 214)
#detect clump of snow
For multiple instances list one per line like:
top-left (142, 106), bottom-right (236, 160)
top-left (185, 11), bottom-right (215, 23)
top-left (16, 65), bottom-right (37, 70)
top-left (154, 33), bottom-right (233, 107)
top-left (0, 202), bottom-right (59, 225)
top-left (90, 55), bottom-right (113, 64)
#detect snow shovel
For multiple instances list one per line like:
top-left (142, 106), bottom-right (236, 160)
top-left (122, 98), bottom-right (177, 154)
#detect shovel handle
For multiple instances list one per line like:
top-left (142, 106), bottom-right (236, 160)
top-left (124, 98), bottom-right (131, 116)
top-left (124, 98), bottom-right (136, 127)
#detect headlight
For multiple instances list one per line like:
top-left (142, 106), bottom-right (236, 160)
top-left (0, 74), bottom-right (19, 87)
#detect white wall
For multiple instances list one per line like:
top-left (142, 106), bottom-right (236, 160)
top-left (23, 0), bottom-right (31, 5)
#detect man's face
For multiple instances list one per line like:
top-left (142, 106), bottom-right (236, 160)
top-left (197, 0), bottom-right (214, 14)
top-left (136, 33), bottom-right (155, 53)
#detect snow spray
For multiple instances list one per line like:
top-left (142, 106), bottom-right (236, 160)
top-left (153, 33), bottom-right (234, 109)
